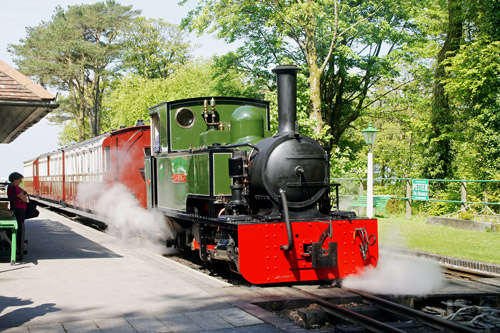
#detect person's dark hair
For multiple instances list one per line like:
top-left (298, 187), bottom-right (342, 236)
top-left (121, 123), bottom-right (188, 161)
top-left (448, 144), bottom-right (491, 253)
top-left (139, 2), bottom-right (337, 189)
top-left (8, 172), bottom-right (23, 183)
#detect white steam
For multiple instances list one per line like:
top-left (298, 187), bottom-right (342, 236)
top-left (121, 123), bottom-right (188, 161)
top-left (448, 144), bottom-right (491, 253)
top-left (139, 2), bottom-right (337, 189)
top-left (77, 182), bottom-right (174, 253)
top-left (342, 225), bottom-right (444, 296)
top-left (342, 253), bottom-right (443, 295)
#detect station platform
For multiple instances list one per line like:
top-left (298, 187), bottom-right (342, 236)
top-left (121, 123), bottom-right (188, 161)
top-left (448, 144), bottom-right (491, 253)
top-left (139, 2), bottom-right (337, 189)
top-left (0, 208), bottom-right (304, 332)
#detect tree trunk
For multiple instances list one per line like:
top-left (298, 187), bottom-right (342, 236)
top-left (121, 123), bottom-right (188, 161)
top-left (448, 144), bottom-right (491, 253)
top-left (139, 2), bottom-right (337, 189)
top-left (69, 80), bottom-right (87, 142)
top-left (77, 106), bottom-right (86, 142)
top-left (303, 6), bottom-right (325, 136)
top-left (425, 0), bottom-right (462, 179)
top-left (90, 75), bottom-right (100, 137)
top-left (307, 65), bottom-right (324, 136)
top-left (71, 94), bottom-right (86, 142)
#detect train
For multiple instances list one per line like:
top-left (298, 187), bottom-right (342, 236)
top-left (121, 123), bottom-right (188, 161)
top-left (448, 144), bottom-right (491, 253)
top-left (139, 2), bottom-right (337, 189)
top-left (25, 65), bottom-right (378, 284)
top-left (145, 65), bottom-right (378, 284)
top-left (23, 123), bottom-right (150, 210)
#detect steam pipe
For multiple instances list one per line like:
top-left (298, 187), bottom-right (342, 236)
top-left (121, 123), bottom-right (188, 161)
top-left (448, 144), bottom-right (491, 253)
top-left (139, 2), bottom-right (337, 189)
top-left (279, 188), bottom-right (294, 251)
top-left (220, 142), bottom-right (260, 151)
top-left (272, 65), bottom-right (300, 134)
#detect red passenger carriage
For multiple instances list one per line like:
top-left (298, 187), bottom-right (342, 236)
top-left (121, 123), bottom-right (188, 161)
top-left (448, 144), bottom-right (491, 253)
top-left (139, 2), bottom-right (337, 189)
top-left (24, 124), bottom-right (150, 210)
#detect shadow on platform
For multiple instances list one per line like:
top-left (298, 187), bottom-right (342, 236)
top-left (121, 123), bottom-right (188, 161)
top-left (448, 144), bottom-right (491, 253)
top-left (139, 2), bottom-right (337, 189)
top-left (0, 295), bottom-right (59, 329)
top-left (0, 218), bottom-right (121, 264)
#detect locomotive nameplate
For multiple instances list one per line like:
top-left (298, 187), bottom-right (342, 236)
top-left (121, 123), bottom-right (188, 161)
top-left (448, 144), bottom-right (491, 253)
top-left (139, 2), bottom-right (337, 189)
top-left (171, 157), bottom-right (188, 183)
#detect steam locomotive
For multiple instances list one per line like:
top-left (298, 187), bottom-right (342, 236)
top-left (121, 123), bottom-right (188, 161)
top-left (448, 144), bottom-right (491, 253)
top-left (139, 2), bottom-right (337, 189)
top-left (145, 66), bottom-right (378, 284)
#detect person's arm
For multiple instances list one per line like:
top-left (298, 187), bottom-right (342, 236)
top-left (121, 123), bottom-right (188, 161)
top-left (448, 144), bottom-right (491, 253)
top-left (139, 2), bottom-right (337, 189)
top-left (16, 188), bottom-right (28, 203)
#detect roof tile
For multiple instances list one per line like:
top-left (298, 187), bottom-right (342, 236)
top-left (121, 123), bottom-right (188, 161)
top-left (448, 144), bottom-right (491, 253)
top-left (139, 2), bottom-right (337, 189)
top-left (0, 59), bottom-right (55, 101)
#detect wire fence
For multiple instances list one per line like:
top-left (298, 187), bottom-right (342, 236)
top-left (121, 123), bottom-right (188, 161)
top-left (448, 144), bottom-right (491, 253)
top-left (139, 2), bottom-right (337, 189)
top-left (332, 177), bottom-right (500, 218)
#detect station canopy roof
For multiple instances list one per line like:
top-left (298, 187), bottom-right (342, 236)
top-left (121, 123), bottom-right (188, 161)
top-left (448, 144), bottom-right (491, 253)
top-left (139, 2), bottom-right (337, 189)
top-left (0, 59), bottom-right (59, 143)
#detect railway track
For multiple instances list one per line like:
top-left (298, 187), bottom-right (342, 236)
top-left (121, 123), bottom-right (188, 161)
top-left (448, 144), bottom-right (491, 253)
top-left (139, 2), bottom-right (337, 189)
top-left (37, 204), bottom-right (500, 286)
top-left (38, 198), bottom-right (500, 280)
top-left (293, 286), bottom-right (479, 332)
top-left (31, 206), bottom-right (500, 331)
top-left (444, 266), bottom-right (500, 284)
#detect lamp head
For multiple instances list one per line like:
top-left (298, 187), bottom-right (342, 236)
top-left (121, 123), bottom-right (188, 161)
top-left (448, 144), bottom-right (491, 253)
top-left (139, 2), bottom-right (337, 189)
top-left (362, 122), bottom-right (379, 145)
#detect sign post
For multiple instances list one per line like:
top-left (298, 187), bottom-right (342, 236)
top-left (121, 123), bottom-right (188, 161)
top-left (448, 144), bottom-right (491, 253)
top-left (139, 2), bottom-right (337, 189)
top-left (412, 179), bottom-right (429, 201)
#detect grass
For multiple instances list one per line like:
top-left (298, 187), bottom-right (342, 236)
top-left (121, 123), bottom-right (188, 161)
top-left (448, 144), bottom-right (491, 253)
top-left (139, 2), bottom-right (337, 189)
top-left (377, 214), bottom-right (500, 265)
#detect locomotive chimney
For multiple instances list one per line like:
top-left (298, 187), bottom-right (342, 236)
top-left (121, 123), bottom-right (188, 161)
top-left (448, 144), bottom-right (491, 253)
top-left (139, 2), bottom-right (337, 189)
top-left (272, 65), bottom-right (300, 135)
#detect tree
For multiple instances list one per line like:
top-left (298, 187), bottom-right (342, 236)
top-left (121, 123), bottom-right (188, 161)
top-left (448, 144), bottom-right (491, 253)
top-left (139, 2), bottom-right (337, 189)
top-left (442, 1), bottom-right (500, 181)
top-left (9, 1), bottom-right (139, 141)
top-left (121, 17), bottom-right (193, 79)
top-left (421, 0), bottom-right (463, 180)
top-left (102, 59), bottom-right (263, 131)
top-left (181, 0), bottom-right (433, 147)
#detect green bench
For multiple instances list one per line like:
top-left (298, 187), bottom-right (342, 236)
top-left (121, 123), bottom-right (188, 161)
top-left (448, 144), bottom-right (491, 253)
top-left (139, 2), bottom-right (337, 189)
top-left (0, 217), bottom-right (18, 265)
top-left (347, 195), bottom-right (393, 217)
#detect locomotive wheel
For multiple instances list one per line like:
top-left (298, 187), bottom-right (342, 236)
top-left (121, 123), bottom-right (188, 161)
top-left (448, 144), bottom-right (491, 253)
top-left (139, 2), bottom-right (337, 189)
top-left (176, 232), bottom-right (186, 251)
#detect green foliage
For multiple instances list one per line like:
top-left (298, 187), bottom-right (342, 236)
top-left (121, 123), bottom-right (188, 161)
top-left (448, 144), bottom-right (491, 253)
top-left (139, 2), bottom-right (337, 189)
top-left (458, 210), bottom-right (474, 221)
top-left (46, 95), bottom-right (79, 125)
top-left (47, 94), bottom-right (85, 145)
top-left (181, 0), bottom-right (436, 147)
top-left (210, 54), bottom-right (264, 99)
top-left (443, 40), bottom-right (500, 181)
top-left (9, 0), bottom-right (140, 139)
top-left (264, 71), bottom-right (332, 141)
top-left (101, 59), bottom-right (262, 132)
top-left (330, 146), bottom-right (364, 178)
top-left (57, 122), bottom-right (83, 146)
top-left (7, 0), bottom-right (500, 214)
top-left (418, 0), bottom-right (500, 183)
top-left (335, 0), bottom-right (498, 207)
top-left (433, 1), bottom-right (500, 207)
top-left (121, 17), bottom-right (192, 79)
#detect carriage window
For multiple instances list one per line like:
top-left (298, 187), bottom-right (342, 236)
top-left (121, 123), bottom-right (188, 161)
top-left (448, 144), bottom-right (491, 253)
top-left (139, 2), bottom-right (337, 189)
top-left (104, 146), bottom-right (111, 172)
top-left (175, 107), bottom-right (195, 128)
top-left (80, 154), bottom-right (84, 175)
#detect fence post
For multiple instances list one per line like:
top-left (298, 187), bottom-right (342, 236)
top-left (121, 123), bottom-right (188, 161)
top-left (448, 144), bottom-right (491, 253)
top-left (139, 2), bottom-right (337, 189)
top-left (406, 179), bottom-right (412, 219)
top-left (461, 181), bottom-right (467, 211)
top-left (359, 179), bottom-right (364, 216)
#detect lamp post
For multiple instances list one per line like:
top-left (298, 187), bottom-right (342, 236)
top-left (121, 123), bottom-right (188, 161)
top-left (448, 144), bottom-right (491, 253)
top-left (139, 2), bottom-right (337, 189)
top-left (362, 122), bottom-right (379, 218)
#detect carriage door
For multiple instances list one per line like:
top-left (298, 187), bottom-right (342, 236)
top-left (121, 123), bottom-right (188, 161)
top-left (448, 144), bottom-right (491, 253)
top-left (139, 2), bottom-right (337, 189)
top-left (144, 156), bottom-right (157, 208)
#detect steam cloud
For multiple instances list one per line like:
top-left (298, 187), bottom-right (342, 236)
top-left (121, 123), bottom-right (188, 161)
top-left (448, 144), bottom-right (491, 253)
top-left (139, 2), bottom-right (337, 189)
top-left (342, 226), bottom-right (444, 295)
top-left (77, 182), bottom-right (174, 253)
top-left (342, 253), bottom-right (443, 295)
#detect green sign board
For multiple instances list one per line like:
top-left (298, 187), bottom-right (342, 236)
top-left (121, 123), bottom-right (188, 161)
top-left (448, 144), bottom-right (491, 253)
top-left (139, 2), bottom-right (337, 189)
top-left (412, 179), bottom-right (429, 201)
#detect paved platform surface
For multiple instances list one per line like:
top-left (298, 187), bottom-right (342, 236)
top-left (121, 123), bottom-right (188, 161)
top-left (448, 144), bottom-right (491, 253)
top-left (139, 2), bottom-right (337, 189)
top-left (0, 208), bottom-right (305, 332)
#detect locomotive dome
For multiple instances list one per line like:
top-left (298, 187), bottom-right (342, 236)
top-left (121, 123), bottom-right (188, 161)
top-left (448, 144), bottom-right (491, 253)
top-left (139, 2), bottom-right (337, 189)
top-left (230, 105), bottom-right (265, 145)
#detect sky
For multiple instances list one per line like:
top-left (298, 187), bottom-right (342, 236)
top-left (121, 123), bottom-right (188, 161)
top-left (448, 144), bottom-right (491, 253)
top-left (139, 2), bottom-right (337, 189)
top-left (0, 0), bottom-right (238, 180)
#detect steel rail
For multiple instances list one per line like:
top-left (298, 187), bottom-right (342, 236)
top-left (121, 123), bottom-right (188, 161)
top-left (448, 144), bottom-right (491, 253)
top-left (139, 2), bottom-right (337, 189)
top-left (380, 247), bottom-right (500, 278)
top-left (445, 266), bottom-right (499, 279)
top-left (344, 288), bottom-right (479, 333)
top-left (315, 297), bottom-right (405, 332)
top-left (292, 287), bottom-right (405, 332)
top-left (332, 177), bottom-right (500, 183)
